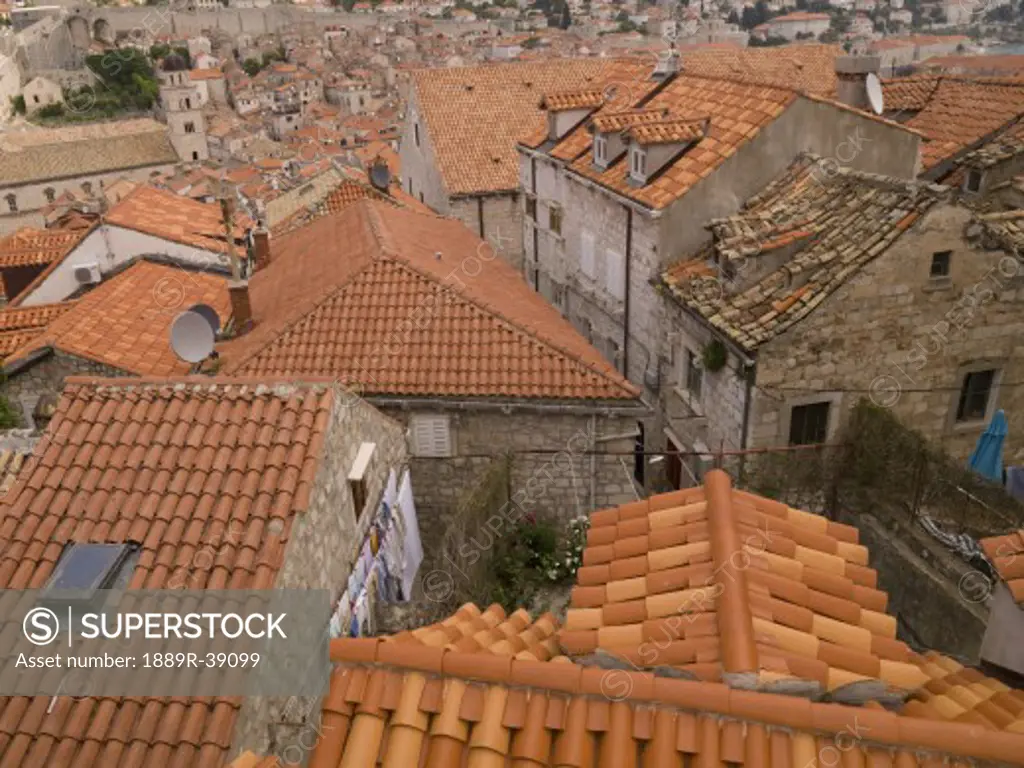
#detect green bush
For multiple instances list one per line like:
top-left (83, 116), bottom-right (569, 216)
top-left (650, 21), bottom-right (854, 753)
top-left (36, 102), bottom-right (65, 119)
top-left (0, 395), bottom-right (20, 429)
top-left (10, 95), bottom-right (25, 115)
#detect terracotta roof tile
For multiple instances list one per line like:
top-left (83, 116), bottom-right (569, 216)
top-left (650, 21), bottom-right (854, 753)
top-left (0, 301), bottom-right (76, 357)
top-left (539, 89), bottom-right (605, 111)
top-left (980, 530), bottom-right (1024, 606)
top-left (0, 227), bottom-right (90, 273)
top-left (105, 185), bottom-right (251, 256)
top-left (4, 260), bottom-right (231, 375)
top-left (410, 59), bottom-right (626, 195)
top-left (0, 376), bottom-right (336, 766)
top-left (233, 551), bottom-right (1024, 768)
top-left (660, 155), bottom-right (946, 351)
top-left (221, 201), bottom-right (638, 401)
top-left (629, 118), bottom-right (707, 146)
top-left (881, 75), bottom-right (1024, 170)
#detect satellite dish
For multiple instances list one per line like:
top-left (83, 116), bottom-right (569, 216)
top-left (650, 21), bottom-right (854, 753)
top-left (369, 159), bottom-right (391, 193)
top-left (170, 310), bottom-right (216, 364)
top-left (188, 303), bottom-right (221, 335)
top-left (866, 73), bottom-right (884, 116)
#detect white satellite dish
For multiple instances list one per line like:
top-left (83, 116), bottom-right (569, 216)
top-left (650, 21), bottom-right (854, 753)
top-left (866, 73), bottom-right (884, 116)
top-left (170, 310), bottom-right (215, 364)
top-left (188, 303), bottom-right (221, 335)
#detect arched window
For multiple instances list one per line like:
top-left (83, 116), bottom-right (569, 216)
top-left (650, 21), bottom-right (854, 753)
top-left (81, 181), bottom-right (92, 195)
top-left (4, 194), bottom-right (16, 212)
top-left (44, 188), bottom-right (55, 203)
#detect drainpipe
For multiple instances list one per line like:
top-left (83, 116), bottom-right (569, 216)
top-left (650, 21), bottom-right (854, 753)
top-left (589, 413), bottom-right (597, 513)
top-left (477, 196), bottom-right (485, 239)
top-left (738, 359), bottom-right (755, 484)
top-left (531, 156), bottom-right (539, 291)
top-left (622, 206), bottom-right (632, 377)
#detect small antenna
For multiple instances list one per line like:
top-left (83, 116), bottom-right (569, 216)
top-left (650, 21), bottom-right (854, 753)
top-left (866, 73), bottom-right (884, 116)
top-left (170, 310), bottom-right (216, 364)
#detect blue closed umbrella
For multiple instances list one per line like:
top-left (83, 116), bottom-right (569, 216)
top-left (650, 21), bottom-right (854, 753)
top-left (968, 409), bottom-right (1008, 483)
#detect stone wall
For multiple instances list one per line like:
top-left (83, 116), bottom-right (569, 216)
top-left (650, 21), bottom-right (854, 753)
top-left (449, 193), bottom-right (524, 272)
top-left (378, 404), bottom-right (647, 559)
top-left (750, 203), bottom-right (1024, 462)
top-left (2, 350), bottom-right (127, 426)
top-left (838, 507), bottom-right (987, 659)
top-left (232, 385), bottom-right (407, 763)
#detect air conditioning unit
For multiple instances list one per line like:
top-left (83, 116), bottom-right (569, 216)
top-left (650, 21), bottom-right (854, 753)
top-left (73, 263), bottom-right (101, 285)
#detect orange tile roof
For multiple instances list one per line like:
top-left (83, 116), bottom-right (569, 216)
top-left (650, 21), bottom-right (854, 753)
top-left (0, 300), bottom-right (76, 358)
top-left (220, 201), bottom-right (639, 401)
top-left (5, 260), bottom-right (230, 375)
top-left (660, 156), bottom-right (944, 351)
top-left (539, 88), bottom-right (606, 111)
top-left (105, 185), bottom-right (251, 255)
top-left (679, 44), bottom-right (842, 97)
top-left (629, 118), bottom-right (706, 146)
top-left (410, 59), bottom-right (628, 196)
top-left (591, 108), bottom-right (673, 134)
top-left (882, 75), bottom-right (1024, 169)
top-left (231, 478), bottom-right (1024, 768)
top-left (980, 532), bottom-right (1024, 604)
top-left (0, 227), bottom-right (90, 271)
top-left (189, 67), bottom-right (225, 81)
top-left (565, 75), bottom-right (797, 211)
top-left (0, 376), bottom-right (336, 766)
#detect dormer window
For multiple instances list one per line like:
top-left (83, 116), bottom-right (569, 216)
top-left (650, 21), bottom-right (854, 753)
top-left (594, 134), bottom-right (608, 167)
top-left (630, 145), bottom-right (647, 182)
top-left (966, 168), bottom-right (983, 194)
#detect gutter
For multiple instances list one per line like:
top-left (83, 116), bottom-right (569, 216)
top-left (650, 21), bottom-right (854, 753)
top-left (364, 394), bottom-right (650, 417)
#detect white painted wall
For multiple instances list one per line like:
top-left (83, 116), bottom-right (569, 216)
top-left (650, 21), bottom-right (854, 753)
top-left (19, 225), bottom-right (231, 306)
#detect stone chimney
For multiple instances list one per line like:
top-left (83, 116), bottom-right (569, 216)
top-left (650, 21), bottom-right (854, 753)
top-left (229, 280), bottom-right (253, 335)
top-left (253, 228), bottom-right (271, 272)
top-left (834, 54), bottom-right (881, 111)
top-left (653, 46), bottom-right (681, 80)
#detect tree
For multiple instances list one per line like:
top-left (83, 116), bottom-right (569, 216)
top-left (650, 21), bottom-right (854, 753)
top-left (242, 57), bottom-right (262, 76)
top-left (10, 95), bottom-right (25, 115)
top-left (149, 43), bottom-right (170, 60)
top-left (173, 46), bottom-right (192, 69)
top-left (616, 8), bottom-right (629, 20)
top-left (617, 19), bottom-right (638, 31)
top-left (727, 9), bottom-right (740, 23)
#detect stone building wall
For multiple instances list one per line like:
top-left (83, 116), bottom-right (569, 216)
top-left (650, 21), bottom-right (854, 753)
top-left (233, 385), bottom-right (407, 762)
top-left (379, 404), bottom-right (646, 556)
top-left (448, 193), bottom-right (524, 272)
top-left (2, 350), bottom-right (127, 427)
top-left (750, 203), bottom-right (1024, 461)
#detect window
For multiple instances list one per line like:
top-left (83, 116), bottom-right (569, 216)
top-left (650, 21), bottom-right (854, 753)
top-left (594, 134), bottom-right (607, 165)
top-left (549, 204), bottom-right (563, 235)
top-left (33, 94), bottom-right (39, 103)
top-left (185, 97), bottom-right (192, 109)
top-left (930, 250), bottom-right (951, 279)
top-left (43, 543), bottom-right (137, 593)
top-left (414, 122), bottom-right (420, 147)
top-left (581, 231), bottom-right (596, 278)
top-left (788, 401), bottom-right (830, 446)
top-left (192, 151), bottom-right (199, 161)
top-left (631, 146), bottom-right (646, 179)
top-left (419, 191), bottom-right (424, 203)
top-left (410, 414), bottom-right (452, 457)
top-left (685, 349), bottom-right (702, 399)
top-left (44, 187), bottom-right (55, 203)
top-left (348, 442), bottom-right (375, 521)
top-left (966, 169), bottom-right (982, 193)
top-left (606, 248), bottom-right (624, 300)
top-left (4, 194), bottom-right (16, 212)
top-left (81, 182), bottom-right (92, 195)
top-left (956, 369), bottom-right (997, 423)
top-left (577, 316), bottom-right (592, 342)
top-left (185, 121), bottom-right (195, 133)
top-left (525, 195), bottom-right (537, 222)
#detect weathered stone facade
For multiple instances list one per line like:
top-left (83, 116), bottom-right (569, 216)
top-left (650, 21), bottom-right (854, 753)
top-left (751, 203), bottom-right (1024, 462)
top-left (2, 350), bottom-right (127, 427)
top-left (377, 403), bottom-right (649, 557)
top-left (519, 94), bottom-right (923, 483)
top-left (232, 386), bottom-right (408, 761)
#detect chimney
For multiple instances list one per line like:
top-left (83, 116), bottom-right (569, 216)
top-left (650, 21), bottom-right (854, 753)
top-left (653, 46), bottom-right (680, 80)
top-left (834, 53), bottom-right (881, 111)
top-left (229, 280), bottom-right (254, 335)
top-left (253, 227), bottom-right (271, 271)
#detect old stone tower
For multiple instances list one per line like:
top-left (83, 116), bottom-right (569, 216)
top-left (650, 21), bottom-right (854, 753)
top-left (158, 53), bottom-right (209, 163)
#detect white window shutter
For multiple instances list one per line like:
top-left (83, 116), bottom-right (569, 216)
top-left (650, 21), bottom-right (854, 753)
top-left (606, 249), bottom-right (624, 300)
top-left (411, 414), bottom-right (451, 457)
top-left (581, 232), bottom-right (595, 279)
